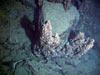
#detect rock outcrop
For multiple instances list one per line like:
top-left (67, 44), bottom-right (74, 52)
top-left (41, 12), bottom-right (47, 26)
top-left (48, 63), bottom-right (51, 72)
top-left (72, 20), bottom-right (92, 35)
top-left (42, 0), bottom-right (79, 34)
top-left (40, 20), bottom-right (60, 45)
top-left (37, 20), bottom-right (95, 62)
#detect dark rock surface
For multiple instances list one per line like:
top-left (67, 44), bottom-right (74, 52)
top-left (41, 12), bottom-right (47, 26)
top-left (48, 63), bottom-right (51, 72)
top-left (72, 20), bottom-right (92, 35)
top-left (0, 0), bottom-right (100, 75)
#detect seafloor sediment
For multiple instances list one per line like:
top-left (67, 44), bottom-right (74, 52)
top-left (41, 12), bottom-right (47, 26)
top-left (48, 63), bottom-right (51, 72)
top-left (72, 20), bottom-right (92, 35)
top-left (0, 0), bottom-right (100, 75)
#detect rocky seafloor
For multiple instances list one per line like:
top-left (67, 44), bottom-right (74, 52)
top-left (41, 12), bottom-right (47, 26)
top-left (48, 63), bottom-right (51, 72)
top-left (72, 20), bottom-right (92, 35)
top-left (0, 0), bottom-right (100, 75)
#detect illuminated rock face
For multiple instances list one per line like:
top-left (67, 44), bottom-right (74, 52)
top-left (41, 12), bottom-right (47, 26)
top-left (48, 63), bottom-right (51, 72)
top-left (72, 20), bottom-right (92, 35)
top-left (43, 0), bottom-right (79, 34)
top-left (64, 31), bottom-right (95, 58)
top-left (38, 20), bottom-right (95, 59)
top-left (40, 20), bottom-right (60, 45)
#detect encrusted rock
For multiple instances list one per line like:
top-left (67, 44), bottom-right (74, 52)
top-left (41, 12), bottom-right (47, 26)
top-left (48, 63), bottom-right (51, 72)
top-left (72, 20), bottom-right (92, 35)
top-left (63, 31), bottom-right (95, 58)
top-left (38, 20), bottom-right (94, 60)
top-left (40, 20), bottom-right (60, 45)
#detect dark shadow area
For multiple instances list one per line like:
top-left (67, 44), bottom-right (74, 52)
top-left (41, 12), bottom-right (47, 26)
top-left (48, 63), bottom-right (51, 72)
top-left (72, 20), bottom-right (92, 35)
top-left (20, 0), bottom-right (44, 55)
top-left (16, 0), bottom-right (34, 8)
top-left (93, 42), bottom-right (100, 52)
top-left (68, 30), bottom-right (79, 42)
top-left (20, 15), bottom-right (40, 55)
top-left (72, 0), bottom-right (84, 9)
top-left (21, 15), bottom-right (34, 43)
top-left (32, 0), bottom-right (43, 30)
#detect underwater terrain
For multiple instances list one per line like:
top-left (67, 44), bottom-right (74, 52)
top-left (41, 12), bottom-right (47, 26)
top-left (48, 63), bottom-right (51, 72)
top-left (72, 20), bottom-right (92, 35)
top-left (0, 0), bottom-right (100, 75)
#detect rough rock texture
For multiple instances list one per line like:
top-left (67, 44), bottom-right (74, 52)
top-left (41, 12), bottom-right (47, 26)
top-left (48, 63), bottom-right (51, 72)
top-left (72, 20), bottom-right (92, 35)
top-left (40, 20), bottom-right (60, 45)
top-left (0, 0), bottom-right (100, 75)
top-left (64, 31), bottom-right (94, 58)
top-left (75, 0), bottom-right (100, 55)
top-left (37, 20), bottom-right (94, 61)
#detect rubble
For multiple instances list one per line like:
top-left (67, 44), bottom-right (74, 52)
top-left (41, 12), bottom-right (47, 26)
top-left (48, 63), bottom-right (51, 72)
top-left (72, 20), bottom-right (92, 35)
top-left (63, 31), bottom-right (95, 58)
top-left (40, 20), bottom-right (60, 45)
top-left (37, 20), bottom-right (95, 60)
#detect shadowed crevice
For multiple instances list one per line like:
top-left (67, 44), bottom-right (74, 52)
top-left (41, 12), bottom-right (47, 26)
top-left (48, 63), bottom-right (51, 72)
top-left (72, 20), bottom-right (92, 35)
top-left (20, 15), bottom-right (40, 55)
